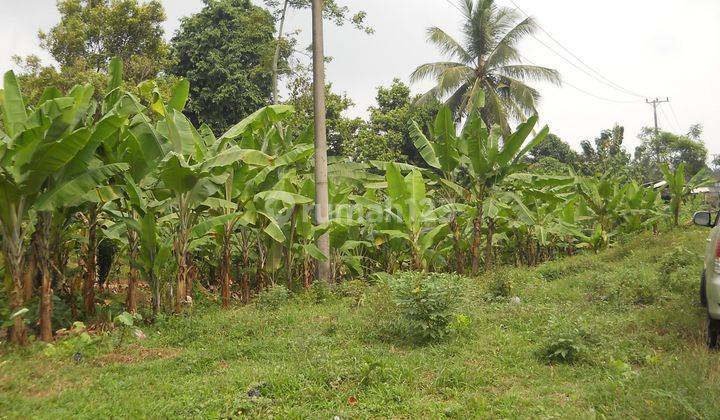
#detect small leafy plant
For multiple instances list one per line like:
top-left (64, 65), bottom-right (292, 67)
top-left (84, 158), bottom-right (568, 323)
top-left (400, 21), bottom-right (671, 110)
top-left (256, 284), bottom-right (291, 310)
top-left (539, 328), bottom-right (595, 364)
top-left (388, 272), bottom-right (462, 342)
top-left (114, 311), bottom-right (144, 348)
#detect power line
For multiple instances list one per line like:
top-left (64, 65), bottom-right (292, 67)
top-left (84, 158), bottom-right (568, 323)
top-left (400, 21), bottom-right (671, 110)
top-left (442, 1), bottom-right (643, 105)
top-left (520, 53), bottom-right (641, 104)
top-left (658, 104), bottom-right (677, 132)
top-left (668, 102), bottom-right (683, 132)
top-left (506, 0), bottom-right (650, 99)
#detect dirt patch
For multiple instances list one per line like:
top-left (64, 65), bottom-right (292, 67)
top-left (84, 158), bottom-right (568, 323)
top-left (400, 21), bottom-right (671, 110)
top-left (93, 345), bottom-right (182, 367)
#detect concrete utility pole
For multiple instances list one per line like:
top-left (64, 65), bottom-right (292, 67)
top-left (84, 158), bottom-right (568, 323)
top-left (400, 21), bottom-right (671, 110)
top-left (646, 97), bottom-right (669, 136)
top-left (311, 0), bottom-right (331, 283)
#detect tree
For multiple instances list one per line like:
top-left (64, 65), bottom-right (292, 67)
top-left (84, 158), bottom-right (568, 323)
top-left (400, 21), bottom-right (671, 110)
top-left (528, 134), bottom-right (579, 166)
top-left (38, 0), bottom-right (169, 84)
top-left (284, 67), bottom-right (356, 157)
top-left (661, 163), bottom-right (713, 226)
top-left (263, 0), bottom-right (372, 104)
top-left (0, 70), bottom-right (128, 343)
top-left (411, 0), bottom-right (560, 134)
top-left (634, 126), bottom-right (709, 181)
top-left (579, 125), bottom-right (631, 177)
top-left (344, 79), bottom-right (439, 165)
top-left (170, 0), bottom-right (283, 134)
top-left (410, 91), bottom-right (549, 273)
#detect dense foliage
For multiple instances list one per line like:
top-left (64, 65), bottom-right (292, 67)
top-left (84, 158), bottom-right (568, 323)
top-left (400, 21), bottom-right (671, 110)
top-left (170, 0), bottom-right (283, 133)
top-left (1, 58), bottom-right (711, 347)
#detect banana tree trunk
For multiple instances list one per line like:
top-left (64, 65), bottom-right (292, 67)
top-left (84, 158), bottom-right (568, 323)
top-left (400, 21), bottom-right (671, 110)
top-left (83, 205), bottom-right (98, 317)
top-left (240, 231), bottom-right (251, 304)
top-left (3, 221), bottom-right (26, 345)
top-left (174, 194), bottom-right (190, 313)
top-left (23, 235), bottom-right (37, 302)
top-left (126, 230), bottom-right (139, 313)
top-left (673, 200), bottom-right (680, 226)
top-left (484, 217), bottom-right (495, 271)
top-left (450, 216), bottom-right (464, 275)
top-left (470, 204), bottom-right (484, 275)
top-left (286, 205), bottom-right (299, 289)
top-left (221, 226), bottom-right (232, 309)
top-left (37, 212), bottom-right (53, 342)
top-left (150, 270), bottom-right (160, 318)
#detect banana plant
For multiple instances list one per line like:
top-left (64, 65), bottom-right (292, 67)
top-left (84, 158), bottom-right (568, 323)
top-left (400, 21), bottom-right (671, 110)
top-left (619, 182), bottom-right (664, 233)
top-left (374, 163), bottom-right (460, 271)
top-left (410, 91), bottom-right (549, 273)
top-left (660, 163), bottom-right (714, 226)
top-left (0, 69), bottom-right (132, 343)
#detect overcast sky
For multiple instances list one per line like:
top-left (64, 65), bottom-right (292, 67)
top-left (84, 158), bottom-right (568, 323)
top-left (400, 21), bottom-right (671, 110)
top-left (1, 0), bottom-right (719, 156)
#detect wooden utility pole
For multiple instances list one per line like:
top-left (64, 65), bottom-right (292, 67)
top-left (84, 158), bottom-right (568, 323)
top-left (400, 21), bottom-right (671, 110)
top-left (312, 0), bottom-right (331, 283)
top-left (646, 97), bottom-right (669, 135)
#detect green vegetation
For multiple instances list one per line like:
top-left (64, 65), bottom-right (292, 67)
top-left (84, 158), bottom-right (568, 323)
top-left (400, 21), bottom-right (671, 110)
top-left (1, 0), bottom-right (718, 417)
top-left (412, 0), bottom-right (560, 133)
top-left (1, 229), bottom-right (716, 418)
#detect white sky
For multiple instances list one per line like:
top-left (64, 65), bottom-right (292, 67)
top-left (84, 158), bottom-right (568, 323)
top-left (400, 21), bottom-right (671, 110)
top-left (1, 0), bottom-right (719, 156)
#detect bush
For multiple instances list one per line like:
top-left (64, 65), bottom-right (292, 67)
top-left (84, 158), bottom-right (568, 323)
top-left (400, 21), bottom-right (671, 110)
top-left (388, 272), bottom-right (462, 342)
top-left (483, 268), bottom-right (523, 299)
top-left (539, 328), bottom-right (595, 364)
top-left (334, 279), bottom-right (367, 306)
top-left (308, 280), bottom-right (333, 304)
top-left (658, 246), bottom-right (697, 283)
top-left (256, 284), bottom-right (290, 310)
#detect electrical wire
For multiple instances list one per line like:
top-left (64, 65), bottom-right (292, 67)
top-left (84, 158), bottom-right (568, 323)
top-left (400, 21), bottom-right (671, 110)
top-left (658, 105), bottom-right (677, 133)
top-left (667, 102), bottom-right (683, 132)
top-left (506, 0), bottom-right (650, 99)
top-left (520, 54), bottom-right (642, 104)
top-left (441, 0), bottom-right (643, 104)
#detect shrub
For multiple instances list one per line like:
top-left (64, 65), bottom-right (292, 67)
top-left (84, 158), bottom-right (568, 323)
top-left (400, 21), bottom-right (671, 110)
top-left (483, 268), bottom-right (523, 299)
top-left (308, 280), bottom-right (334, 304)
top-left (334, 279), bottom-right (367, 306)
top-left (539, 328), bottom-right (595, 364)
top-left (657, 246), bottom-right (697, 282)
top-left (388, 272), bottom-right (462, 342)
top-left (256, 284), bottom-right (290, 310)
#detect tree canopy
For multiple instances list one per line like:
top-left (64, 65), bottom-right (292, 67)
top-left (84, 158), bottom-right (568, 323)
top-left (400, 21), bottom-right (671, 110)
top-left (170, 0), bottom-right (284, 133)
top-left (411, 0), bottom-right (560, 134)
top-left (39, 0), bottom-right (169, 83)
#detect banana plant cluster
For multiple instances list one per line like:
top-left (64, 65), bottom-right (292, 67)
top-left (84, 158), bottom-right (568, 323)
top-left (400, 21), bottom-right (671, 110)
top-left (0, 62), bottom-right (686, 346)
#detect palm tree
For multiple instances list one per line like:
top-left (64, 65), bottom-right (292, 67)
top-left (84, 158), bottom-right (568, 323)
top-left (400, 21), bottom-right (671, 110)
top-left (411, 0), bottom-right (560, 134)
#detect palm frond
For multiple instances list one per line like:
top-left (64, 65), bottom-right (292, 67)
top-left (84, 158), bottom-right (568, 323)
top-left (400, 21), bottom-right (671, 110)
top-left (499, 65), bottom-right (561, 85)
top-left (426, 27), bottom-right (473, 63)
top-left (485, 16), bottom-right (537, 68)
top-left (410, 61), bottom-right (469, 83)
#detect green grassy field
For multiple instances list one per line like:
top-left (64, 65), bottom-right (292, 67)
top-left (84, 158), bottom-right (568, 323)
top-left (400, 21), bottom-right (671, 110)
top-left (2, 228), bottom-right (719, 418)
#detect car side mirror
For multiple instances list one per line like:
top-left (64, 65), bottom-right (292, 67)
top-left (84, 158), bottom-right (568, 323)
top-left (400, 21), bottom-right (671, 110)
top-left (693, 211), bottom-right (714, 227)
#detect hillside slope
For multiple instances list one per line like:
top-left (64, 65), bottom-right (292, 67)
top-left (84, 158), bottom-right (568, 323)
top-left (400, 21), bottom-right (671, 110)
top-left (1, 228), bottom-right (718, 418)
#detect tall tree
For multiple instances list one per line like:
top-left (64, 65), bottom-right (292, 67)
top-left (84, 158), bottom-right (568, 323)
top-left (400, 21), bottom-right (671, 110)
top-left (284, 66), bottom-right (357, 156)
top-left (411, 0), bottom-right (560, 134)
top-left (579, 125), bottom-right (631, 177)
top-left (38, 0), bottom-right (169, 83)
top-left (170, 0), bottom-right (284, 133)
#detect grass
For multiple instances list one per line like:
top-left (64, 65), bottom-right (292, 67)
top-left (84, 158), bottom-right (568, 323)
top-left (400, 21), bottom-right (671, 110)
top-left (2, 228), bottom-right (719, 418)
